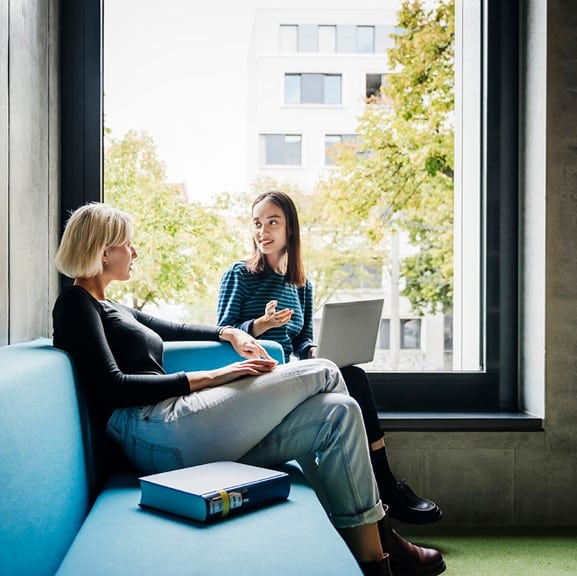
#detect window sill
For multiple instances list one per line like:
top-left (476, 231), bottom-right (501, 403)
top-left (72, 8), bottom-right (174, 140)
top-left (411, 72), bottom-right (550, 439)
top-left (377, 411), bottom-right (543, 432)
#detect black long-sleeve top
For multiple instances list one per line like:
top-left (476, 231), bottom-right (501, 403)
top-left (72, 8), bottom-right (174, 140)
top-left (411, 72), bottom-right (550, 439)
top-left (52, 285), bottom-right (221, 421)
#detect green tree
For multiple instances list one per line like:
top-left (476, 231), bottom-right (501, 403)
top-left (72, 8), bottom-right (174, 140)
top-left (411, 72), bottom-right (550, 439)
top-left (318, 0), bottom-right (454, 315)
top-left (104, 129), bottom-right (239, 320)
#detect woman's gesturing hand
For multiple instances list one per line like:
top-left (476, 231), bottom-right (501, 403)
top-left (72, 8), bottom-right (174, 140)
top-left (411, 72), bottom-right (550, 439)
top-left (186, 358), bottom-right (277, 392)
top-left (264, 300), bottom-right (293, 328)
top-left (251, 300), bottom-right (294, 337)
top-left (219, 326), bottom-right (275, 360)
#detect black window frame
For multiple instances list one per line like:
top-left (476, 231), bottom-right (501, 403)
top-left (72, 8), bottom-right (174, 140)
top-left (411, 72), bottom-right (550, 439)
top-left (61, 0), bottom-right (520, 414)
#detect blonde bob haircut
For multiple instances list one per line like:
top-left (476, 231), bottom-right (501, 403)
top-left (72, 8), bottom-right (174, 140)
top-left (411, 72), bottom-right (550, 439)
top-left (56, 202), bottom-right (133, 279)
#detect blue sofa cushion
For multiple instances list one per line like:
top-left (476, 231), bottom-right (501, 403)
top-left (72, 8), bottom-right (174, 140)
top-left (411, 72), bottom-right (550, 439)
top-left (56, 464), bottom-right (362, 576)
top-left (162, 339), bottom-right (285, 373)
top-left (0, 339), bottom-right (93, 576)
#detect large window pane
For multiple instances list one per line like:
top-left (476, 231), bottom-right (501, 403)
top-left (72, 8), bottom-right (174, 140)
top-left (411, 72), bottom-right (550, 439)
top-left (102, 0), bottom-right (486, 382)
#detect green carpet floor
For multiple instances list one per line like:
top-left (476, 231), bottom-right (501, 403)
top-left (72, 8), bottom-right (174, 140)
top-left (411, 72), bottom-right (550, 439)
top-left (401, 527), bottom-right (577, 575)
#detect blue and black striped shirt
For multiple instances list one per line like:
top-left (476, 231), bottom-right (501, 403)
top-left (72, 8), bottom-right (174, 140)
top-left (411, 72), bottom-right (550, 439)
top-left (217, 261), bottom-right (314, 362)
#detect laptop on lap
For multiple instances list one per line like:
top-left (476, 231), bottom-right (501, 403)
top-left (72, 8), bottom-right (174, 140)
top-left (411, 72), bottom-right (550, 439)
top-left (315, 299), bottom-right (384, 368)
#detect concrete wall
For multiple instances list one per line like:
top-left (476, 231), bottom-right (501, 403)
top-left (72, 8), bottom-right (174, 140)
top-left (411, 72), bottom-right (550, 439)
top-left (0, 0), bottom-right (59, 345)
top-left (387, 0), bottom-right (577, 527)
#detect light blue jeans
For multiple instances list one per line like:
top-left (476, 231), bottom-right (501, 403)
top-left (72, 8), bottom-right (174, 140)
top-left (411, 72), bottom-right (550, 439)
top-left (106, 358), bottom-right (384, 529)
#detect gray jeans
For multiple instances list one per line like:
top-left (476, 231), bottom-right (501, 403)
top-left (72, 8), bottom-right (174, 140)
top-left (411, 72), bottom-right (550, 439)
top-left (107, 358), bottom-right (384, 528)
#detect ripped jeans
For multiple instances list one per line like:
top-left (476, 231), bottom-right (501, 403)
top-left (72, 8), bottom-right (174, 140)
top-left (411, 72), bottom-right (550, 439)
top-left (106, 358), bottom-right (384, 529)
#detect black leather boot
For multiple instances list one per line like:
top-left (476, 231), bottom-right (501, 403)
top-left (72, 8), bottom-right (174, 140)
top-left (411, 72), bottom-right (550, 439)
top-left (378, 505), bottom-right (446, 576)
top-left (370, 448), bottom-right (442, 525)
top-left (386, 480), bottom-right (442, 525)
top-left (359, 553), bottom-right (394, 576)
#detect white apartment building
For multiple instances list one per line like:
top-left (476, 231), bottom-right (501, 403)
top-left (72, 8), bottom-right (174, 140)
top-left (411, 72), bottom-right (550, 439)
top-left (244, 2), bottom-right (453, 371)
top-left (246, 3), bottom-right (400, 193)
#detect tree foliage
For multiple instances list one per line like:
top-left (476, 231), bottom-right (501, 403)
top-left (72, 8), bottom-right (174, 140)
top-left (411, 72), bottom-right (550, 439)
top-left (104, 129), bottom-right (238, 320)
top-left (317, 0), bottom-right (455, 314)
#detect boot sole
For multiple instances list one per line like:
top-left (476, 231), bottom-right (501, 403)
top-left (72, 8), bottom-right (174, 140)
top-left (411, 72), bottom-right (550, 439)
top-left (390, 559), bottom-right (446, 576)
top-left (389, 507), bottom-right (443, 526)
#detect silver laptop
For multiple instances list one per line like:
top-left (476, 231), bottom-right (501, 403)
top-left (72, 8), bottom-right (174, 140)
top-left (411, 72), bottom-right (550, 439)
top-left (315, 299), bottom-right (384, 368)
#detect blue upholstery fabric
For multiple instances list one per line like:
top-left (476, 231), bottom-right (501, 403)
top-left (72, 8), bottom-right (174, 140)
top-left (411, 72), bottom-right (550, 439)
top-left (0, 339), bottom-right (92, 576)
top-left (0, 336), bottom-right (362, 576)
top-left (162, 339), bottom-right (285, 373)
top-left (56, 464), bottom-right (361, 576)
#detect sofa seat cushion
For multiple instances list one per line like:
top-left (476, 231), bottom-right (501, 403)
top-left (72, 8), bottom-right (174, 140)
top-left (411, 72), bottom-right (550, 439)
top-left (56, 464), bottom-right (362, 576)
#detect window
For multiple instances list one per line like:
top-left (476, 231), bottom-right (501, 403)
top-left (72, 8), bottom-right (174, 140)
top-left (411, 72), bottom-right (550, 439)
top-left (379, 319), bottom-right (390, 350)
top-left (357, 26), bottom-right (375, 53)
top-left (318, 25), bottom-right (336, 53)
top-left (284, 73), bottom-right (342, 105)
top-left (375, 25), bottom-right (398, 52)
top-left (336, 25), bottom-right (356, 52)
top-left (325, 134), bottom-right (358, 166)
top-left (366, 73), bottom-right (389, 100)
top-left (279, 24), bottom-right (377, 53)
top-left (63, 0), bottom-right (521, 414)
top-left (280, 25), bottom-right (298, 52)
top-left (400, 319), bottom-right (421, 350)
top-left (444, 315), bottom-right (453, 352)
top-left (262, 134), bottom-right (302, 166)
top-left (298, 24), bottom-right (317, 52)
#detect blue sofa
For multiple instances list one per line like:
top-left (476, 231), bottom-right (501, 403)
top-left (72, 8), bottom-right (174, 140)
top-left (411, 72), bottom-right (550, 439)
top-left (0, 338), bottom-right (363, 576)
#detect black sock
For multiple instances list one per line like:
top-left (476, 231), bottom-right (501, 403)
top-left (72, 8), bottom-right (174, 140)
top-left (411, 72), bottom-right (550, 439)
top-left (370, 445), bottom-right (398, 498)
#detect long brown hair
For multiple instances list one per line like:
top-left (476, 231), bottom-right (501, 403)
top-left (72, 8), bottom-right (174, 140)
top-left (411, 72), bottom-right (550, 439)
top-left (245, 190), bottom-right (306, 287)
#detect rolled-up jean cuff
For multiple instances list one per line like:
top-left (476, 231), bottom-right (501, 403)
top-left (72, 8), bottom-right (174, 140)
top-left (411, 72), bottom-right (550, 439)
top-left (331, 499), bottom-right (385, 530)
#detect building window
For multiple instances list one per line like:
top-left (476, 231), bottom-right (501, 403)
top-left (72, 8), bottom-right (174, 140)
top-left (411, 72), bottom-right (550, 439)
top-left (318, 25), bottom-right (336, 53)
top-left (262, 134), bottom-right (302, 166)
top-left (336, 25), bottom-right (356, 52)
top-left (325, 134), bottom-right (358, 165)
top-left (357, 26), bottom-right (375, 53)
top-left (298, 24), bottom-right (318, 52)
top-left (444, 315), bottom-right (453, 352)
top-left (375, 25), bottom-right (398, 52)
top-left (279, 25), bottom-right (298, 52)
top-left (379, 319), bottom-right (391, 350)
top-left (400, 319), bottom-right (421, 350)
top-left (366, 73), bottom-right (389, 100)
top-left (280, 24), bottom-right (377, 53)
top-left (284, 73), bottom-right (342, 105)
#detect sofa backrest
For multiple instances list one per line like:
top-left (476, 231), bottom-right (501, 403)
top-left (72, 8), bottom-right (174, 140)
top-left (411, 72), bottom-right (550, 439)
top-left (0, 339), bottom-right (94, 576)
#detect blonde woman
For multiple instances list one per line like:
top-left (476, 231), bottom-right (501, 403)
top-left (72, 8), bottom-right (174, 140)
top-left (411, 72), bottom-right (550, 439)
top-left (52, 202), bottom-right (444, 576)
